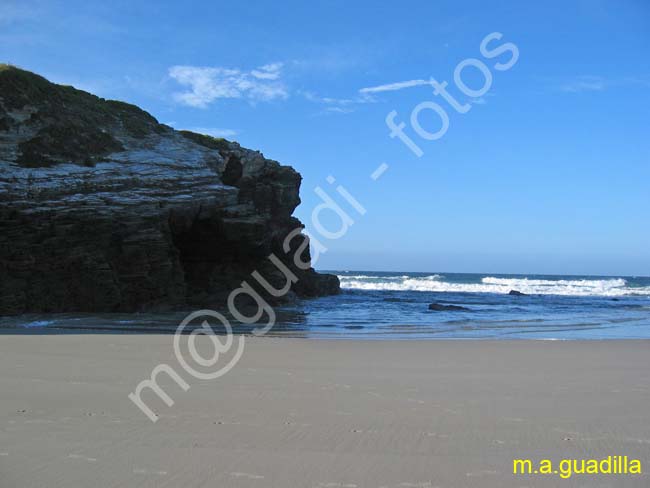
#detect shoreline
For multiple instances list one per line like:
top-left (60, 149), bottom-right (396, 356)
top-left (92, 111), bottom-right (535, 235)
top-left (2, 336), bottom-right (649, 487)
top-left (3, 277), bottom-right (649, 339)
top-left (4, 326), bottom-right (650, 341)
top-left (3, 324), bottom-right (650, 341)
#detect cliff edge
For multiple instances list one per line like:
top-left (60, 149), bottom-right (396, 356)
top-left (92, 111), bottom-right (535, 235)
top-left (0, 65), bottom-right (339, 314)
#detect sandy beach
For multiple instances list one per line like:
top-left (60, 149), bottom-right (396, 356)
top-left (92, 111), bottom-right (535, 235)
top-left (1, 336), bottom-right (649, 487)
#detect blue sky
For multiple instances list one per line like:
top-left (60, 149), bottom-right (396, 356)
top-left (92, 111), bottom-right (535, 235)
top-left (2, 0), bottom-right (649, 276)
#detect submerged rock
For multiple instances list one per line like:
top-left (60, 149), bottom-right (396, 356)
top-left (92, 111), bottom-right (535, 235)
top-left (428, 303), bottom-right (470, 312)
top-left (0, 65), bottom-right (339, 314)
top-left (508, 290), bottom-right (527, 296)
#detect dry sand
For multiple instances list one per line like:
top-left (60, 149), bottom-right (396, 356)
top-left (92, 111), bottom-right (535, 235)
top-left (1, 335), bottom-right (649, 487)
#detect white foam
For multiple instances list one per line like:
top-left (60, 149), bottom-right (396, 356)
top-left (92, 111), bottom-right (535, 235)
top-left (24, 320), bottom-right (55, 328)
top-left (341, 274), bottom-right (441, 281)
top-left (338, 275), bottom-right (650, 297)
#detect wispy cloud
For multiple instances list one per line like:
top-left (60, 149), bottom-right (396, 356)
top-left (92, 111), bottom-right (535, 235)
top-left (302, 92), bottom-right (364, 106)
top-left (301, 90), bottom-right (375, 115)
top-left (323, 106), bottom-right (356, 114)
top-left (169, 63), bottom-right (288, 108)
top-left (358, 78), bottom-right (493, 106)
top-left (359, 79), bottom-right (432, 94)
top-left (250, 63), bottom-right (282, 80)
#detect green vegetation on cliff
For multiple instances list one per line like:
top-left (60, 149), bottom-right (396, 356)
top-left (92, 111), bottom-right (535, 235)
top-left (0, 64), bottom-right (167, 167)
top-left (178, 130), bottom-right (231, 153)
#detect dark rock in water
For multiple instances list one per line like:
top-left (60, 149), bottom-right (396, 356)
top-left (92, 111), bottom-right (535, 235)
top-left (508, 290), bottom-right (527, 296)
top-left (428, 303), bottom-right (469, 311)
top-left (0, 65), bottom-right (339, 314)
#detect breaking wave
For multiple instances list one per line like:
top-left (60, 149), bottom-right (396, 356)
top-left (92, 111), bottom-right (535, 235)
top-left (338, 274), bottom-right (650, 297)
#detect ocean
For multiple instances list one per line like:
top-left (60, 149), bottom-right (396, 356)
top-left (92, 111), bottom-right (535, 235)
top-left (2, 271), bottom-right (650, 339)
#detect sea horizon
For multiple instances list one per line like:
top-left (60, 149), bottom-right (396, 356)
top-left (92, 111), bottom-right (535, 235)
top-left (319, 269), bottom-right (650, 280)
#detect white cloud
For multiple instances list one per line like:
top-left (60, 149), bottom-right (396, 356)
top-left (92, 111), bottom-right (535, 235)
top-left (302, 92), bottom-right (358, 106)
top-left (169, 63), bottom-right (288, 108)
top-left (323, 106), bottom-right (355, 114)
top-left (251, 62), bottom-right (283, 80)
top-left (302, 90), bottom-right (375, 115)
top-left (305, 76), bottom-right (437, 114)
top-left (359, 79), bottom-right (431, 94)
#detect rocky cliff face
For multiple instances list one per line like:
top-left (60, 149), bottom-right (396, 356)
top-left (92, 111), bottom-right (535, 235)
top-left (0, 65), bottom-right (339, 314)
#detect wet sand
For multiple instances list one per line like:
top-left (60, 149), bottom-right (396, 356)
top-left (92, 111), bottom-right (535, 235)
top-left (1, 335), bottom-right (649, 487)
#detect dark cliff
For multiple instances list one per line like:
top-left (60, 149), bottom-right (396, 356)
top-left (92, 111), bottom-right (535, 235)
top-left (0, 65), bottom-right (339, 314)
